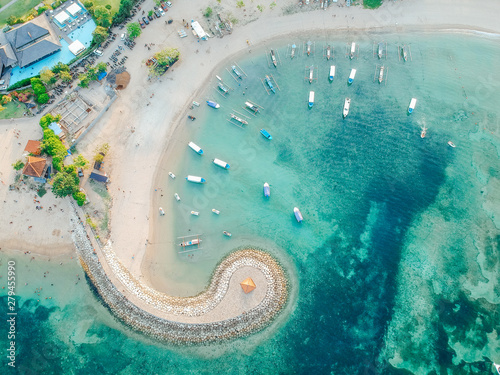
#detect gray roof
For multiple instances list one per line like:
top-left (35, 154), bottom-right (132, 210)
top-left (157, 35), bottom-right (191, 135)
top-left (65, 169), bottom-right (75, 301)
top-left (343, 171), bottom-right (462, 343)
top-left (0, 44), bottom-right (17, 67)
top-left (17, 39), bottom-right (61, 68)
top-left (6, 22), bottom-right (49, 50)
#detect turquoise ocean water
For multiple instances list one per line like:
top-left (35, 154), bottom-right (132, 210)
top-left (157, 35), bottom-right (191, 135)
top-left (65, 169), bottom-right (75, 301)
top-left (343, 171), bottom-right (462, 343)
top-left (2, 32), bottom-right (500, 374)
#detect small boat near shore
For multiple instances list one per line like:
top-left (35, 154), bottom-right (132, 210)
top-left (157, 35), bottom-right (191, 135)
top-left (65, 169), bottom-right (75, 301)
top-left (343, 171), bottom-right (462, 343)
top-left (378, 42), bottom-right (384, 59)
top-left (378, 66), bottom-right (385, 83)
top-left (230, 113), bottom-right (248, 125)
top-left (421, 126), bottom-right (427, 138)
top-left (231, 65), bottom-right (242, 79)
top-left (263, 182), bottom-right (270, 197)
top-left (188, 141), bottom-right (203, 155)
top-left (343, 98), bottom-right (351, 118)
top-left (223, 231), bottom-right (232, 237)
top-left (192, 101), bottom-right (200, 107)
top-left (159, 207), bottom-right (165, 216)
top-left (191, 211), bottom-right (199, 216)
top-left (260, 129), bottom-right (272, 140)
top-left (308, 91), bottom-right (315, 108)
top-left (179, 238), bottom-right (201, 247)
top-left (186, 175), bottom-right (206, 183)
top-left (294, 207), bottom-right (303, 223)
top-left (265, 75), bottom-right (276, 94)
top-left (245, 101), bottom-right (260, 113)
top-left (174, 193), bottom-right (181, 201)
top-left (270, 49), bottom-right (277, 67)
top-left (408, 98), bottom-right (417, 114)
top-left (448, 141), bottom-right (456, 148)
top-left (329, 65), bottom-right (335, 81)
top-left (218, 82), bottom-right (229, 94)
top-left (350, 42), bottom-right (356, 59)
top-left (188, 115), bottom-right (196, 121)
top-left (212, 208), bottom-right (220, 214)
top-left (168, 172), bottom-right (176, 179)
top-left (326, 45), bottom-right (331, 60)
top-left (308, 65), bottom-right (314, 83)
top-left (207, 100), bottom-right (220, 109)
top-left (213, 158), bottom-right (230, 169)
top-left (291, 44), bottom-right (296, 59)
top-left (348, 68), bottom-right (356, 84)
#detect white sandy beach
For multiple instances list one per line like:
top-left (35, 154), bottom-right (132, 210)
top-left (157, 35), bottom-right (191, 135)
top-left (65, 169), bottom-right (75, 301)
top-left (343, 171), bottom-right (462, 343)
top-left (1, 0), bottom-right (500, 303)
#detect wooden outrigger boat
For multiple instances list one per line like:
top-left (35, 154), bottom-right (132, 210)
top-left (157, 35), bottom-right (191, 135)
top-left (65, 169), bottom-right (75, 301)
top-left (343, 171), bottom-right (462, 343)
top-left (245, 101), bottom-right (260, 113)
top-left (378, 42), bottom-right (384, 59)
top-left (308, 65), bottom-right (314, 83)
top-left (291, 44), bottom-right (296, 59)
top-left (218, 82), bottom-right (229, 94)
top-left (350, 42), bottom-right (356, 59)
top-left (402, 45), bottom-right (409, 62)
top-left (230, 113), bottom-right (248, 125)
top-left (265, 75), bottom-right (276, 93)
top-left (270, 49), bottom-right (277, 67)
top-left (231, 65), bottom-right (242, 79)
top-left (326, 45), bottom-right (331, 60)
top-left (378, 66), bottom-right (385, 83)
top-left (306, 41), bottom-right (312, 56)
top-left (178, 235), bottom-right (202, 248)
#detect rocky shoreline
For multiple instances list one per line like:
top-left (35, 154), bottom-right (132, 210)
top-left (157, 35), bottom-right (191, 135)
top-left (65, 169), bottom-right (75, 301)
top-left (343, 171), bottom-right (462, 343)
top-left (69, 202), bottom-right (289, 344)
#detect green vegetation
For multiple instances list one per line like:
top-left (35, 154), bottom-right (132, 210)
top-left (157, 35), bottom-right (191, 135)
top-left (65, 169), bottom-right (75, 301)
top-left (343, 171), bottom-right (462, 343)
top-left (0, 100), bottom-right (28, 119)
top-left (363, 0), bottom-right (382, 9)
top-left (73, 154), bottom-right (90, 169)
top-left (92, 0), bottom-right (120, 14)
top-left (7, 76), bottom-right (39, 91)
top-left (39, 114), bottom-right (65, 171)
top-left (270, 1), bottom-right (276, 9)
top-left (40, 68), bottom-right (56, 85)
top-left (37, 186), bottom-right (47, 197)
top-left (93, 5), bottom-right (112, 27)
top-left (149, 47), bottom-right (180, 77)
top-left (51, 62), bottom-right (70, 74)
top-left (112, 0), bottom-right (135, 26)
top-left (257, 5), bottom-right (264, 12)
top-left (52, 165), bottom-right (79, 198)
top-left (236, 1), bottom-right (245, 8)
top-left (126, 22), bottom-right (141, 39)
top-left (92, 26), bottom-right (109, 46)
top-left (0, 0), bottom-right (42, 27)
top-left (59, 71), bottom-right (72, 82)
top-left (12, 160), bottom-right (24, 171)
top-left (148, 10), bottom-right (153, 17)
top-left (204, 6), bottom-right (213, 17)
top-left (30, 77), bottom-right (48, 103)
top-left (72, 191), bottom-right (86, 206)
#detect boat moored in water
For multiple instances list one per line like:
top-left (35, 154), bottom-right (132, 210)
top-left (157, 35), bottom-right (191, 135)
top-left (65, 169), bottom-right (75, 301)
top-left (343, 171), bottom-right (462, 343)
top-left (260, 129), bottom-right (272, 140)
top-left (308, 65), bottom-right (314, 83)
top-left (421, 126), bottom-right (427, 138)
top-left (350, 42), bottom-right (356, 59)
top-left (263, 182), bottom-right (270, 197)
top-left (207, 100), bottom-right (220, 109)
top-left (230, 113), bottom-right (248, 125)
top-left (265, 75), bottom-right (276, 94)
top-left (402, 45), bottom-right (409, 61)
top-left (329, 65), bottom-right (336, 81)
top-left (159, 207), bottom-right (165, 216)
top-left (378, 42), bottom-right (384, 59)
top-left (343, 98), bottom-right (351, 118)
top-left (212, 208), bottom-right (220, 214)
top-left (218, 82), bottom-right (229, 94)
top-left (294, 207), bottom-right (303, 223)
top-left (408, 98), bottom-right (417, 114)
top-left (291, 44), bottom-right (296, 58)
top-left (191, 211), bottom-right (199, 216)
top-left (270, 49), bottom-right (277, 67)
top-left (326, 45), bottom-right (331, 60)
top-left (378, 66), bottom-right (385, 83)
top-left (223, 231), bottom-right (232, 237)
top-left (186, 175), bottom-right (206, 183)
top-left (179, 238), bottom-right (201, 247)
top-left (213, 158), bottom-right (230, 169)
top-left (348, 68), bottom-right (356, 84)
top-left (245, 101), bottom-right (260, 113)
top-left (188, 141), bottom-right (203, 155)
top-left (231, 65), bottom-right (242, 79)
top-left (308, 91), bottom-right (315, 108)
top-left (448, 141), bottom-right (456, 148)
top-left (192, 101), bottom-right (200, 107)
top-left (174, 193), bottom-right (181, 201)
top-left (168, 172), bottom-right (176, 179)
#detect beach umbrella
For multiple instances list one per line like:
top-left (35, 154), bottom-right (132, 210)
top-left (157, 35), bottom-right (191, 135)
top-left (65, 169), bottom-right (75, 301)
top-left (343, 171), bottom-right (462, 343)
top-left (240, 278), bottom-right (256, 294)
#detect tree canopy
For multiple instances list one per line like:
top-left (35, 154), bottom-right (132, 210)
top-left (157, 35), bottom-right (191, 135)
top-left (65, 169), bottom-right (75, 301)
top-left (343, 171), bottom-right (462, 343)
top-left (94, 6), bottom-right (112, 28)
top-left (40, 68), bottom-right (56, 85)
top-left (92, 26), bottom-right (109, 46)
top-left (127, 22), bottom-right (141, 39)
top-left (52, 168), bottom-right (79, 198)
top-left (73, 154), bottom-right (90, 169)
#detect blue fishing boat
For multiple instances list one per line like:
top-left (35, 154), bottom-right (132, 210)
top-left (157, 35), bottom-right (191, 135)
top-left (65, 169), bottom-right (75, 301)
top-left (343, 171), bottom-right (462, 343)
top-left (213, 158), bottom-right (230, 169)
top-left (260, 129), bottom-right (272, 140)
top-left (218, 82), bottom-right (229, 94)
top-left (308, 91), bottom-right (315, 108)
top-left (265, 75), bottom-right (276, 94)
top-left (348, 69), bottom-right (356, 85)
top-left (207, 100), bottom-right (220, 109)
top-left (186, 175), bottom-right (206, 183)
top-left (231, 65), bottom-right (242, 79)
top-left (408, 98), bottom-right (417, 114)
top-left (263, 182), bottom-right (270, 197)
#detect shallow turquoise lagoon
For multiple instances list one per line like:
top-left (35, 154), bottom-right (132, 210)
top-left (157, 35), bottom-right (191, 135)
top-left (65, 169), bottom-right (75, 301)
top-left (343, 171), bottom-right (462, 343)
top-left (1, 32), bottom-right (500, 374)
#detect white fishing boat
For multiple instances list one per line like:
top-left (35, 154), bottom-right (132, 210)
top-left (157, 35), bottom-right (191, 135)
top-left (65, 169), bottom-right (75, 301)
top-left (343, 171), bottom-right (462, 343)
top-left (294, 207), bottom-right (303, 223)
top-left (326, 45), bottom-right (331, 60)
top-left (329, 65), bottom-right (336, 81)
top-left (308, 65), bottom-right (314, 83)
top-left (223, 231), bottom-right (232, 237)
top-left (448, 141), bottom-right (456, 148)
top-left (174, 193), bottom-right (181, 201)
top-left (231, 65), bottom-right (242, 79)
top-left (230, 113), bottom-right (248, 125)
top-left (179, 238), bottom-right (201, 247)
top-left (263, 182), bottom-right (270, 197)
top-left (245, 101), bottom-right (260, 113)
top-left (270, 49), bottom-right (277, 67)
top-left (408, 98), bottom-right (417, 114)
top-left (378, 42), bottom-right (384, 59)
top-left (493, 363), bottom-right (500, 375)
top-left (378, 66), bottom-right (385, 83)
top-left (343, 98), bottom-right (351, 118)
top-left (159, 207), bottom-right (165, 216)
top-left (218, 82), bottom-right (229, 94)
top-left (191, 211), bottom-right (199, 216)
top-left (186, 175), bottom-right (206, 183)
top-left (192, 101), bottom-right (200, 107)
top-left (306, 41), bottom-right (312, 56)
top-left (348, 68), bottom-right (356, 84)
top-left (402, 45), bottom-right (409, 62)
top-left (168, 172), bottom-right (176, 179)
top-left (421, 126), bottom-right (427, 138)
top-left (212, 208), bottom-right (220, 214)
top-left (291, 44), bottom-right (296, 59)
top-left (308, 91), bottom-right (315, 108)
top-left (213, 158), bottom-right (230, 169)
top-left (350, 42), bottom-right (356, 59)
top-left (188, 141), bottom-right (203, 155)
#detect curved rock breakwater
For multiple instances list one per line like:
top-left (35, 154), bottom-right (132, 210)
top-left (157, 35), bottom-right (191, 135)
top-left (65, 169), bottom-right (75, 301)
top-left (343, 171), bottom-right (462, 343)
top-left (69, 202), bottom-right (289, 344)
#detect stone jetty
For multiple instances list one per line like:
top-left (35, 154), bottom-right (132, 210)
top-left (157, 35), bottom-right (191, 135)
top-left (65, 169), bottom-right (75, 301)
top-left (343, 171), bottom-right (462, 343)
top-left (69, 202), bottom-right (289, 344)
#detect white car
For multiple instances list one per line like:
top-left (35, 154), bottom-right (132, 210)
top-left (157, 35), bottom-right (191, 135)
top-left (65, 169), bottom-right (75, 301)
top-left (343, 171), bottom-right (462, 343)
top-left (159, 9), bottom-right (165, 16)
top-left (166, 1), bottom-right (172, 7)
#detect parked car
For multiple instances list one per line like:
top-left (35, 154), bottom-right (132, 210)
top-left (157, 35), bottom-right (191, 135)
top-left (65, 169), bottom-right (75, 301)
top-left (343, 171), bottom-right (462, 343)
top-left (78, 168), bottom-right (84, 178)
top-left (166, 1), bottom-right (172, 7)
top-left (154, 10), bottom-right (161, 18)
top-left (159, 9), bottom-right (165, 16)
top-left (138, 19), bottom-right (145, 28)
top-left (142, 16), bottom-right (149, 25)
top-left (147, 14), bottom-right (153, 21)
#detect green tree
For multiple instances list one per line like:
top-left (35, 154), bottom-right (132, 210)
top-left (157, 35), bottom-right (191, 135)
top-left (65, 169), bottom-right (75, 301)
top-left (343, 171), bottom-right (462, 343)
top-left (72, 191), bottom-right (86, 206)
top-left (83, 1), bottom-right (93, 8)
top-left (52, 62), bottom-right (69, 74)
top-left (86, 67), bottom-right (98, 81)
top-left (37, 93), bottom-right (49, 104)
top-left (97, 143), bottom-right (110, 155)
top-left (148, 10), bottom-right (153, 17)
top-left (105, 4), bottom-right (111, 9)
top-left (73, 154), bottom-right (90, 169)
top-left (40, 68), bottom-right (56, 85)
top-left (39, 114), bottom-right (60, 130)
top-left (92, 26), bottom-right (109, 46)
top-left (236, 1), bottom-right (245, 8)
top-left (204, 7), bottom-right (212, 17)
top-left (78, 74), bottom-right (90, 88)
top-left (52, 169), bottom-right (79, 198)
top-left (60, 71), bottom-right (72, 82)
top-left (126, 22), bottom-right (141, 39)
top-left (96, 62), bottom-right (107, 74)
top-left (155, 48), bottom-right (180, 67)
top-left (12, 160), bottom-right (24, 171)
top-left (94, 6), bottom-right (112, 28)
